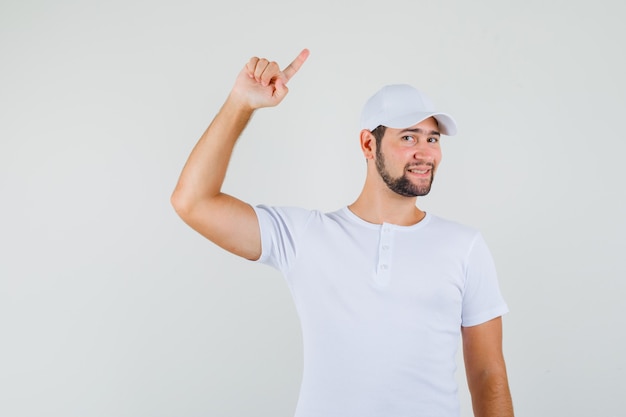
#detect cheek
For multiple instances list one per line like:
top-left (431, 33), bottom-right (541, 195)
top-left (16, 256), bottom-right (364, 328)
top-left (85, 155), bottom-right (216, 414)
top-left (433, 147), bottom-right (442, 163)
top-left (431, 150), bottom-right (442, 172)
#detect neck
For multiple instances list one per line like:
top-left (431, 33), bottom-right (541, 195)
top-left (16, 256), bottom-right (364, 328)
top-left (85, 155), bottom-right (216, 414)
top-left (348, 186), bottom-right (426, 226)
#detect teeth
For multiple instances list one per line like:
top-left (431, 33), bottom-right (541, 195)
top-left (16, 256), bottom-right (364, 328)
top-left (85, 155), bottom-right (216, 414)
top-left (410, 169), bottom-right (428, 174)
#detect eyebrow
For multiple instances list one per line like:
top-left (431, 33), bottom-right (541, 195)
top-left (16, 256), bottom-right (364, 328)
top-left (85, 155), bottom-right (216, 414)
top-left (399, 128), bottom-right (441, 136)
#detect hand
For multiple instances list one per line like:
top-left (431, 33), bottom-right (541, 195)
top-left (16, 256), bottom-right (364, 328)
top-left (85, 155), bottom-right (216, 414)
top-left (230, 48), bottom-right (310, 110)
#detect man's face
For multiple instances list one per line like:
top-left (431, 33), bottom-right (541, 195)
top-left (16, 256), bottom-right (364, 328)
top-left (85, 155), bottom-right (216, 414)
top-left (375, 117), bottom-right (442, 197)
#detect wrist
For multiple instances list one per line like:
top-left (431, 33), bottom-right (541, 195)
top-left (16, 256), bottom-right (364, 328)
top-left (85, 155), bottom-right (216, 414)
top-left (224, 92), bottom-right (255, 116)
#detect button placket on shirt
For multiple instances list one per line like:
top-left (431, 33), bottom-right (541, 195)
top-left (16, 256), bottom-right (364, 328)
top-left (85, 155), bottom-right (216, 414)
top-left (375, 223), bottom-right (393, 287)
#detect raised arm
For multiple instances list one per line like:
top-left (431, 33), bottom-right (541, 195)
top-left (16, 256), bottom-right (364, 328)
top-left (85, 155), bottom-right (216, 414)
top-left (171, 49), bottom-right (310, 260)
top-left (462, 317), bottom-right (514, 417)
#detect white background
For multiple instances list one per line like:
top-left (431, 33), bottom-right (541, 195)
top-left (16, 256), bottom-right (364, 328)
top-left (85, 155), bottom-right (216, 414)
top-left (1, 0), bottom-right (625, 416)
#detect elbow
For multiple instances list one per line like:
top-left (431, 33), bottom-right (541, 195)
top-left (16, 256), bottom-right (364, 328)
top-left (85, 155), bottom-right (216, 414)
top-left (170, 187), bottom-right (215, 224)
top-left (170, 188), bottom-right (193, 220)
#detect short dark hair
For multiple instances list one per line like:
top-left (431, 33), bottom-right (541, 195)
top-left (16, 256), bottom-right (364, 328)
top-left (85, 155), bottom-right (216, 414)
top-left (371, 125), bottom-right (387, 149)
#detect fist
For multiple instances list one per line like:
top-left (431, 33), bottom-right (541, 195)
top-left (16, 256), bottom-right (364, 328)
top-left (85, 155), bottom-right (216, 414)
top-left (230, 49), bottom-right (310, 110)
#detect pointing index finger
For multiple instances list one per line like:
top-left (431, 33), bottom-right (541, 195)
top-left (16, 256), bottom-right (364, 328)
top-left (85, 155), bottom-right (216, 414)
top-left (282, 48), bottom-right (310, 82)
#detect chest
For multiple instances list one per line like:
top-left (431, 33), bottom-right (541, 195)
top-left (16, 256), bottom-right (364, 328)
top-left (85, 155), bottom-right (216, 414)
top-left (288, 225), bottom-right (467, 326)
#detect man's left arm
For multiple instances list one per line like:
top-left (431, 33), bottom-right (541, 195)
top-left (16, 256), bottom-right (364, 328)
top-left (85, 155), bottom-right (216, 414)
top-left (462, 316), bottom-right (514, 417)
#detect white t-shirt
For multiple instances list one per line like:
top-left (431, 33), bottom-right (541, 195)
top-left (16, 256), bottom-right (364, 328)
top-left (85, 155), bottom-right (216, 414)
top-left (254, 205), bottom-right (508, 417)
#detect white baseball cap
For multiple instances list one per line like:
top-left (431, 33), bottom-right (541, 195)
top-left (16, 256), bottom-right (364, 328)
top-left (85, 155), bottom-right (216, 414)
top-left (359, 84), bottom-right (457, 136)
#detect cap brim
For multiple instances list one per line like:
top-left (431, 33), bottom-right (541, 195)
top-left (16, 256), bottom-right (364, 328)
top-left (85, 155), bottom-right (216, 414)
top-left (381, 112), bottom-right (458, 136)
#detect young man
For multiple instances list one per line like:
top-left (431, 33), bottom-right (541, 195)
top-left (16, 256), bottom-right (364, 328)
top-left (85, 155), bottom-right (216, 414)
top-left (171, 49), bottom-right (514, 417)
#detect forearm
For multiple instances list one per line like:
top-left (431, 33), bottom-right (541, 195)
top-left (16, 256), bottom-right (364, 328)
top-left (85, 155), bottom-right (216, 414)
top-left (172, 49), bottom-right (308, 211)
top-left (468, 369), bottom-right (514, 417)
top-left (171, 94), bottom-right (254, 211)
top-left (462, 318), bottom-right (514, 417)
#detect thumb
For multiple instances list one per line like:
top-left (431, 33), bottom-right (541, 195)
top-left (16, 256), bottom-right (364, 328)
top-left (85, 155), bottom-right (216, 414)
top-left (273, 77), bottom-right (289, 100)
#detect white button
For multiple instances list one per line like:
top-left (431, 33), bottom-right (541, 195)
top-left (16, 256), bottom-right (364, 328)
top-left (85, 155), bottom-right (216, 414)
top-left (382, 244), bottom-right (389, 250)
top-left (380, 264), bottom-right (388, 270)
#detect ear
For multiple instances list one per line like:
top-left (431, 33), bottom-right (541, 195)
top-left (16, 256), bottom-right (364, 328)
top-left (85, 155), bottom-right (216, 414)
top-left (360, 129), bottom-right (376, 160)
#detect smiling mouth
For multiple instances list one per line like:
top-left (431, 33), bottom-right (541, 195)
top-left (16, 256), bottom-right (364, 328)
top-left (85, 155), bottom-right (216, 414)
top-left (407, 165), bottom-right (433, 175)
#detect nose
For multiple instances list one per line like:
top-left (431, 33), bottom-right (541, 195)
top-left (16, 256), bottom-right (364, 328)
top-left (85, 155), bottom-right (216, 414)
top-left (412, 143), bottom-right (432, 160)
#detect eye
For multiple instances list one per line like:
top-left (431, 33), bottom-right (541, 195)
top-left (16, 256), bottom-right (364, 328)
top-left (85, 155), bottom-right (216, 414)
top-left (427, 137), bottom-right (439, 143)
top-left (401, 135), bottom-right (416, 143)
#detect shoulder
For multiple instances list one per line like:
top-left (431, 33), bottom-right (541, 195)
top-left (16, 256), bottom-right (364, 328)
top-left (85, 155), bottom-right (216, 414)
top-left (423, 215), bottom-right (493, 260)
top-left (255, 204), bottom-right (314, 217)
top-left (427, 214), bottom-right (481, 239)
top-left (254, 204), bottom-right (344, 228)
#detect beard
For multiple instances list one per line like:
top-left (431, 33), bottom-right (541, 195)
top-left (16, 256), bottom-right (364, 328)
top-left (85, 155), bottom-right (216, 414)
top-left (375, 148), bottom-right (434, 197)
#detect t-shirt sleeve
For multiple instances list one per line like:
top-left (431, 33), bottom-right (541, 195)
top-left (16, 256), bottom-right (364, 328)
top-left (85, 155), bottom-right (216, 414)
top-left (461, 233), bottom-right (509, 327)
top-left (252, 205), bottom-right (312, 274)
